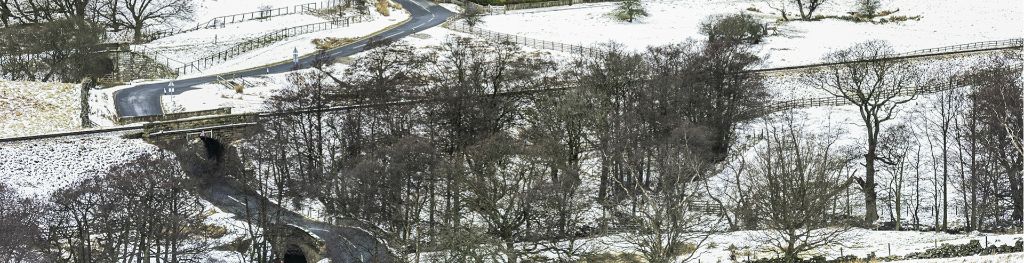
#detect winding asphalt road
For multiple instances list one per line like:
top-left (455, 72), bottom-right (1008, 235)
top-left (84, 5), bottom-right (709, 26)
top-left (114, 0), bottom-right (454, 117)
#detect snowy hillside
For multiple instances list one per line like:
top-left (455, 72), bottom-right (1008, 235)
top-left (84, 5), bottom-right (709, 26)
top-left (0, 81), bottom-right (81, 138)
top-left (0, 136), bottom-right (157, 198)
top-left (480, 0), bottom-right (1023, 67)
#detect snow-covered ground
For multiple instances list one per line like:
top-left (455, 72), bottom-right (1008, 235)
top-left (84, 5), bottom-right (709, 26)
top-left (0, 81), bottom-right (81, 138)
top-left (0, 136), bottom-right (157, 198)
top-left (578, 228), bottom-right (1024, 262)
top-left (479, 0), bottom-right (1023, 67)
top-left (893, 252), bottom-right (1024, 263)
top-left (193, 0), bottom-right (319, 24)
top-left (194, 5), bottom-right (411, 76)
top-left (162, 72), bottom-right (294, 113)
top-left (139, 14), bottom-right (333, 68)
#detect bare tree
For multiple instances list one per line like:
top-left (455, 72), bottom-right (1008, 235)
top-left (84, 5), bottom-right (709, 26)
top-left (803, 40), bottom-right (922, 226)
top-left (459, 134), bottom-right (546, 263)
top-left (458, 3), bottom-right (485, 28)
top-left (766, 0), bottom-right (830, 20)
top-left (919, 87), bottom-right (966, 231)
top-left (0, 183), bottom-right (48, 262)
top-left (749, 114), bottom-right (854, 262)
top-left (45, 152), bottom-right (212, 262)
top-left (523, 86), bottom-right (595, 261)
top-left (963, 54), bottom-right (1024, 228)
top-left (879, 123), bottom-right (915, 230)
top-left (619, 138), bottom-right (719, 263)
top-left (115, 0), bottom-right (194, 42)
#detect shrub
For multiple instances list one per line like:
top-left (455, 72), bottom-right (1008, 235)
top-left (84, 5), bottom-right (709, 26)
top-left (746, 6), bottom-right (761, 13)
top-left (613, 0), bottom-right (648, 23)
top-left (308, 5), bottom-right (348, 20)
top-left (257, 5), bottom-right (273, 19)
top-left (857, 0), bottom-right (882, 17)
top-left (700, 13), bottom-right (768, 45)
top-left (580, 252), bottom-right (644, 263)
top-left (460, 4), bottom-right (486, 28)
top-left (312, 37), bottom-right (357, 50)
top-left (376, 0), bottom-right (389, 16)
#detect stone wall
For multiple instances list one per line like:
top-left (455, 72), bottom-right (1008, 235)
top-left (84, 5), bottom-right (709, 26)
top-left (119, 107), bottom-right (233, 125)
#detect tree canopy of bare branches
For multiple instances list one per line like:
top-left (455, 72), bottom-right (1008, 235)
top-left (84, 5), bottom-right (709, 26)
top-left (749, 114), bottom-right (854, 262)
top-left (803, 40), bottom-right (922, 226)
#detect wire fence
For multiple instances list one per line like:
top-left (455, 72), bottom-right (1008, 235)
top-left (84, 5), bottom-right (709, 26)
top-left (142, 0), bottom-right (351, 42)
top-left (443, 18), bottom-right (603, 57)
top-left (174, 15), bottom-right (370, 76)
top-left (134, 45), bottom-right (186, 69)
top-left (761, 65), bottom-right (1023, 113)
top-left (749, 38), bottom-right (1024, 74)
top-left (897, 39), bottom-right (1024, 57)
top-left (502, 0), bottom-right (618, 12)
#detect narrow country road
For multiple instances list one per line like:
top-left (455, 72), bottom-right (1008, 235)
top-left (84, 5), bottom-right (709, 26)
top-left (114, 0), bottom-right (454, 117)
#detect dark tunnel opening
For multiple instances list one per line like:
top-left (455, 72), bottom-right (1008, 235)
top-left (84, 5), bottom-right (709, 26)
top-left (282, 244), bottom-right (308, 263)
top-left (199, 136), bottom-right (224, 161)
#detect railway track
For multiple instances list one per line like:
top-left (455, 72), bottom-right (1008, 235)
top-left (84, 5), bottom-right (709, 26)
top-left (0, 125), bottom-right (143, 145)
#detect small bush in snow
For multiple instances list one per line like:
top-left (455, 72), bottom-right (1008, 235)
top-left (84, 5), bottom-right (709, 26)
top-left (257, 5), bottom-right (273, 19)
top-left (460, 4), bottom-right (486, 28)
top-left (700, 13), bottom-right (768, 45)
top-left (580, 252), bottom-right (644, 263)
top-left (376, 0), bottom-right (390, 16)
top-left (613, 0), bottom-right (648, 23)
top-left (857, 0), bottom-right (882, 17)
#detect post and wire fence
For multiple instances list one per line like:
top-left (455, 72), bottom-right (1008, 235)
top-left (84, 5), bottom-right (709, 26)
top-left (442, 18), bottom-right (604, 57)
top-left (762, 65), bottom-right (1024, 113)
top-left (147, 0), bottom-right (352, 40)
top-left (174, 15), bottom-right (370, 76)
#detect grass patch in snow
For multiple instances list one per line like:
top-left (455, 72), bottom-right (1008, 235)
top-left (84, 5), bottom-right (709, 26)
top-left (0, 81), bottom-right (80, 138)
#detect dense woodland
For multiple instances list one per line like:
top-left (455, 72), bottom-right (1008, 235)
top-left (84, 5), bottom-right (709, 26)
top-left (0, 9), bottom-right (1022, 263)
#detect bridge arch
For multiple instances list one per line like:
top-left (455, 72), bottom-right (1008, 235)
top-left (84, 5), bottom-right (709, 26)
top-left (282, 244), bottom-right (309, 263)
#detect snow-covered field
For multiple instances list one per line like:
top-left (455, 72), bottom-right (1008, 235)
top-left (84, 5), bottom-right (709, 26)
top-left (0, 136), bottom-right (157, 198)
top-left (480, 0), bottom-right (1023, 67)
top-left (572, 228), bottom-right (1024, 262)
top-left (0, 81), bottom-right (80, 138)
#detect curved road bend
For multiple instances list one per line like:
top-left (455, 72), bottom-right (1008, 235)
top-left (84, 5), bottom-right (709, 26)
top-left (115, 0), bottom-right (454, 117)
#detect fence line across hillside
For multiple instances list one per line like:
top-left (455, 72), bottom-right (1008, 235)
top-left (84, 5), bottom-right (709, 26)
top-left (443, 18), bottom-right (603, 57)
top-left (502, 0), bottom-right (618, 12)
top-left (142, 0), bottom-right (351, 42)
top-left (761, 65), bottom-right (1021, 113)
top-left (174, 15), bottom-right (370, 76)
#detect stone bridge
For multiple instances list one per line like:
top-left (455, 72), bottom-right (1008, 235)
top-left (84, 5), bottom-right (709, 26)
top-left (141, 113), bottom-right (259, 159)
top-left (269, 224), bottom-right (327, 263)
